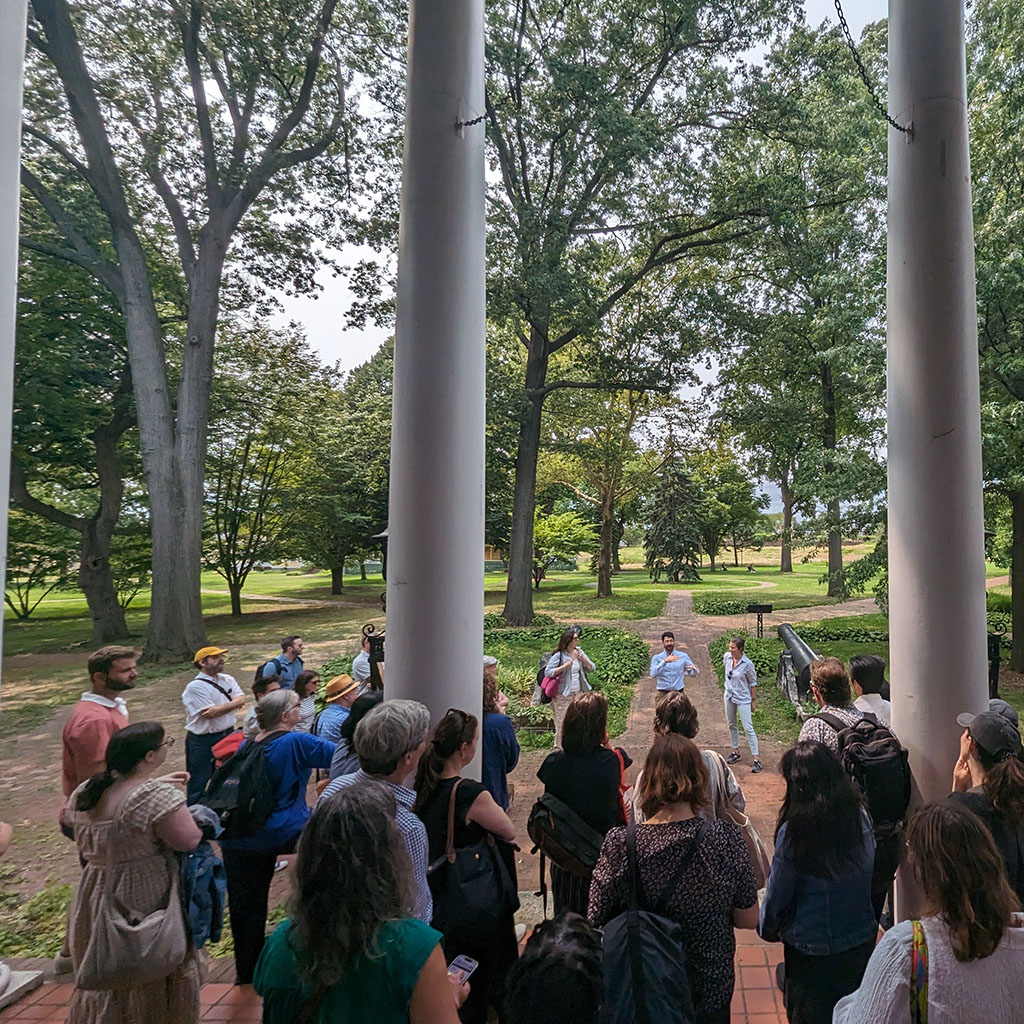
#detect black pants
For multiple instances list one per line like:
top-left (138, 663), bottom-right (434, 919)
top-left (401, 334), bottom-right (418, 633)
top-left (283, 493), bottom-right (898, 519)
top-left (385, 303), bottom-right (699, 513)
top-left (185, 729), bottom-right (231, 804)
top-left (871, 833), bottom-right (900, 923)
top-left (782, 939), bottom-right (874, 1024)
top-left (550, 863), bottom-right (591, 917)
top-left (222, 839), bottom-right (296, 984)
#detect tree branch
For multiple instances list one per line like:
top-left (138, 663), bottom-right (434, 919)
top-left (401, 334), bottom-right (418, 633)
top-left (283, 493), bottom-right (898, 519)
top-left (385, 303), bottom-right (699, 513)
top-left (529, 379), bottom-right (673, 399)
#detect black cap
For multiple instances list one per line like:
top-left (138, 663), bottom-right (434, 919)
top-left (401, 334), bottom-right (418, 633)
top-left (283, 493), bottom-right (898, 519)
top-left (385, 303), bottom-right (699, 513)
top-left (956, 710), bottom-right (1023, 761)
top-left (989, 698), bottom-right (1019, 729)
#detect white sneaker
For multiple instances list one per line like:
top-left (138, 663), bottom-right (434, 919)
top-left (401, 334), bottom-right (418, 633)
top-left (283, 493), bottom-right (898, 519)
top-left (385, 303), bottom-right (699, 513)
top-left (515, 923), bottom-right (527, 942)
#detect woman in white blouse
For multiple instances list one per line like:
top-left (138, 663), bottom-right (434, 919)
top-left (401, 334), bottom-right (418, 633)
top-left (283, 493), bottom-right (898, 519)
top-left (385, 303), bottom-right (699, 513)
top-left (546, 628), bottom-right (594, 749)
top-left (833, 801), bottom-right (1024, 1024)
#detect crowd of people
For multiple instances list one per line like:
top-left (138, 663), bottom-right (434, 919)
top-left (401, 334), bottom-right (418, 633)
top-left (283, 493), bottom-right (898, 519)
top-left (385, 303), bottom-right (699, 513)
top-left (50, 631), bottom-right (1024, 1024)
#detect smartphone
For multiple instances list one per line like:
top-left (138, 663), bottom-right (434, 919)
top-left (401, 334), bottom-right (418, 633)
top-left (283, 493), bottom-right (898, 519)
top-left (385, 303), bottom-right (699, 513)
top-left (447, 954), bottom-right (479, 984)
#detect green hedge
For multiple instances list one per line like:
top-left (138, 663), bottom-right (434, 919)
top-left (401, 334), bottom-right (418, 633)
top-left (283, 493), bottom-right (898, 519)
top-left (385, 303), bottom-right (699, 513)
top-left (487, 626), bottom-right (649, 750)
top-left (708, 632), bottom-right (782, 679)
top-left (692, 596), bottom-right (750, 616)
top-left (483, 612), bottom-right (556, 629)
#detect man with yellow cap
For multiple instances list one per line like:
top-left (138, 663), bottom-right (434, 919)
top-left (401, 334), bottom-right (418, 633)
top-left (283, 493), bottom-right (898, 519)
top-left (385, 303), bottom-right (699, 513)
top-left (312, 674), bottom-right (359, 746)
top-left (182, 646), bottom-right (246, 802)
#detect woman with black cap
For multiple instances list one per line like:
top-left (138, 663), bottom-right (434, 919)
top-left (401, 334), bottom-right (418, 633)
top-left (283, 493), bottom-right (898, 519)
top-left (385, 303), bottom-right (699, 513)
top-left (949, 708), bottom-right (1024, 902)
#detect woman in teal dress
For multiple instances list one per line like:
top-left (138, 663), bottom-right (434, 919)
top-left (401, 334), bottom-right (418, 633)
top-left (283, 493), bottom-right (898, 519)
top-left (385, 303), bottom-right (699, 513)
top-left (254, 783), bottom-right (468, 1024)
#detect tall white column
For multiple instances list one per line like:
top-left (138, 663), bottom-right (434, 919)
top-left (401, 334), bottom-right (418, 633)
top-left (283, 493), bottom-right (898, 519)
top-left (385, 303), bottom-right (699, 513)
top-left (386, 0), bottom-right (485, 766)
top-left (887, 0), bottom-right (987, 816)
top-left (0, 1), bottom-right (29, 682)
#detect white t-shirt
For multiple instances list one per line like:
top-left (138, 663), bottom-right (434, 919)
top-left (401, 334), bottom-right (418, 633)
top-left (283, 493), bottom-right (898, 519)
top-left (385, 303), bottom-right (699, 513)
top-left (833, 915), bottom-right (1024, 1024)
top-left (182, 673), bottom-right (244, 734)
top-left (854, 692), bottom-right (892, 728)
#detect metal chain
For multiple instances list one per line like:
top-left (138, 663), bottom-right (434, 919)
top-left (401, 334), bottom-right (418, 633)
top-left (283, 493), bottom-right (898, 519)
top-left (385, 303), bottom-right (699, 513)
top-left (833, 0), bottom-right (911, 136)
top-left (455, 113), bottom-right (486, 131)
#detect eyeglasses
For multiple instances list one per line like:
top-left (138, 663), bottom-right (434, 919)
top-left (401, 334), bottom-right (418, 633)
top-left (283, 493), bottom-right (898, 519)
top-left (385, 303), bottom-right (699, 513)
top-left (160, 736), bottom-right (176, 748)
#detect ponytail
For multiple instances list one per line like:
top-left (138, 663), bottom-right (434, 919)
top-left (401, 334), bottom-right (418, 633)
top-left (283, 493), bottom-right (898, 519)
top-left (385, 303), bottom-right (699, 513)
top-left (412, 709), bottom-right (477, 815)
top-left (984, 754), bottom-right (1024, 827)
top-left (75, 721), bottom-right (165, 811)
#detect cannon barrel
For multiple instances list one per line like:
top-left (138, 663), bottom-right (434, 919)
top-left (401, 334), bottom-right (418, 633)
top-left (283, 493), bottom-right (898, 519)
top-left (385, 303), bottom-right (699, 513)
top-left (777, 623), bottom-right (818, 676)
top-left (775, 623), bottom-right (821, 710)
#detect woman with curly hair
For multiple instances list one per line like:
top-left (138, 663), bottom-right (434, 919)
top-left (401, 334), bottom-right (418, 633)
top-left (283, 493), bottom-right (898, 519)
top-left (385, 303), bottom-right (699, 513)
top-left (255, 783), bottom-right (467, 1023)
top-left (482, 656), bottom-right (520, 811)
top-left (834, 801), bottom-right (1024, 1023)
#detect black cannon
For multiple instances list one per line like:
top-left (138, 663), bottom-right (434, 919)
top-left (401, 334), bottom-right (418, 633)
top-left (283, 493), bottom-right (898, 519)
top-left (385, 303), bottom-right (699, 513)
top-left (776, 623), bottom-right (821, 715)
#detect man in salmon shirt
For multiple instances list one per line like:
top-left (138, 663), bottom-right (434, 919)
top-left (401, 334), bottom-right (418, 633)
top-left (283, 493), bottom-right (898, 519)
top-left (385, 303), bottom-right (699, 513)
top-left (61, 645), bottom-right (137, 799)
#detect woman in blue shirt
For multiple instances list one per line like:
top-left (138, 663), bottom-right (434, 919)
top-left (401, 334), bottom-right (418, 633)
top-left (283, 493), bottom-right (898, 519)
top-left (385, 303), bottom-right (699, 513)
top-left (220, 688), bottom-right (335, 984)
top-left (759, 741), bottom-right (876, 1024)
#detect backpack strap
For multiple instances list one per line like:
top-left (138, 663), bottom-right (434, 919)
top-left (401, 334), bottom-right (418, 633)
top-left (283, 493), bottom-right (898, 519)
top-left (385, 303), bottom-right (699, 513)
top-left (625, 812), bottom-right (651, 1024)
top-left (194, 676), bottom-right (235, 702)
top-left (815, 711), bottom-right (849, 733)
top-left (653, 817), bottom-right (709, 911)
top-left (445, 778), bottom-right (463, 863)
top-left (910, 920), bottom-right (929, 1024)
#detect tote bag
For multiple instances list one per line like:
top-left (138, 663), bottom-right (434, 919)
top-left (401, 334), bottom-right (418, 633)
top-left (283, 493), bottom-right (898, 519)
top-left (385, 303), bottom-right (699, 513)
top-left (709, 751), bottom-right (771, 888)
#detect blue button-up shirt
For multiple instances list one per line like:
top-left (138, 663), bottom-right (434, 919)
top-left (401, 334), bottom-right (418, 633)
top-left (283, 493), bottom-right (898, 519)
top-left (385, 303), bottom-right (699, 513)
top-left (262, 654), bottom-right (303, 689)
top-left (312, 703), bottom-right (349, 746)
top-left (318, 769), bottom-right (432, 923)
top-left (650, 649), bottom-right (698, 691)
top-left (724, 653), bottom-right (757, 704)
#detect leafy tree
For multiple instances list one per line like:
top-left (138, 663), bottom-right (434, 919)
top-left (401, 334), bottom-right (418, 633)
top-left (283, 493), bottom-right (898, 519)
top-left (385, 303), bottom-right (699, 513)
top-left (10, 242), bottom-right (137, 641)
top-left (284, 341), bottom-right (392, 591)
top-left (204, 326), bottom-right (338, 615)
top-left (540, 383), bottom-right (669, 598)
top-left (532, 511), bottom-right (597, 590)
top-left (644, 463), bottom-right (703, 583)
top-left (708, 23), bottom-right (887, 593)
top-left (4, 511), bottom-right (77, 619)
top-left (485, 0), bottom-right (800, 624)
top-left (23, 0), bottom-right (375, 658)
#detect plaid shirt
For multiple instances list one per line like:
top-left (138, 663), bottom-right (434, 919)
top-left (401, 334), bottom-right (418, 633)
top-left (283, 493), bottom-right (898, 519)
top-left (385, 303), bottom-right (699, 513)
top-left (319, 769), bottom-right (432, 923)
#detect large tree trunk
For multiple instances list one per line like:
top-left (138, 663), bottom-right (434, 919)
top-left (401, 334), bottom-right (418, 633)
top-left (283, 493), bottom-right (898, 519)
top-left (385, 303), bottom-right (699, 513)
top-left (78, 526), bottom-right (129, 642)
top-left (597, 495), bottom-right (615, 598)
top-left (779, 471), bottom-right (794, 573)
top-left (360, 559), bottom-right (367, 581)
top-left (502, 328), bottom-right (549, 624)
top-left (228, 580), bottom-right (243, 617)
top-left (1011, 489), bottom-right (1024, 672)
top-left (331, 566), bottom-right (345, 594)
top-left (612, 519), bottom-right (623, 573)
top-left (821, 362), bottom-right (843, 597)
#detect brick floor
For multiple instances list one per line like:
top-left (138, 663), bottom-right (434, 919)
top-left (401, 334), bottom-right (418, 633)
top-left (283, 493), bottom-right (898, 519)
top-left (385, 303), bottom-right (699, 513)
top-left (1, 936), bottom-right (787, 1023)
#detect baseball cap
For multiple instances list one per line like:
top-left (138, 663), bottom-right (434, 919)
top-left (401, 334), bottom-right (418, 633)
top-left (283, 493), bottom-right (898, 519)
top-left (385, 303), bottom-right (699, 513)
top-left (325, 674), bottom-right (358, 703)
top-left (956, 710), bottom-right (1023, 761)
top-left (194, 646), bottom-right (228, 662)
top-left (988, 698), bottom-right (1019, 729)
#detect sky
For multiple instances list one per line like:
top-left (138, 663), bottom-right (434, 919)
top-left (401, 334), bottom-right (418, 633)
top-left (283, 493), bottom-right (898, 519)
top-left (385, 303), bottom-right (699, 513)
top-left (273, 0), bottom-right (890, 376)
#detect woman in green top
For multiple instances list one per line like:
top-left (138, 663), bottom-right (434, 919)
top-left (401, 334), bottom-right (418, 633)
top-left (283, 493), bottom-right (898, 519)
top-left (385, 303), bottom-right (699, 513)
top-left (254, 783), bottom-right (468, 1024)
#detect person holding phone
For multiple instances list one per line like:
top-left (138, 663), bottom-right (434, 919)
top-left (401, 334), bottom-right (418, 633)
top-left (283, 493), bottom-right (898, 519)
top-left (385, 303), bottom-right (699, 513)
top-left (255, 783), bottom-right (468, 1023)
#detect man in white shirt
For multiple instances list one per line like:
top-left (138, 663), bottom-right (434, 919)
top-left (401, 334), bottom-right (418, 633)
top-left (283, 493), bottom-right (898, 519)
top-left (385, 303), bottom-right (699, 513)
top-left (850, 654), bottom-right (891, 727)
top-left (351, 634), bottom-right (384, 694)
top-left (182, 645), bottom-right (246, 802)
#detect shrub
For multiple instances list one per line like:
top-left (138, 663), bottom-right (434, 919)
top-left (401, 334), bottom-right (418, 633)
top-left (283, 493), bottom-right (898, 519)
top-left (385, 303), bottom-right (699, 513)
top-left (708, 632), bottom-right (782, 678)
top-left (692, 595), bottom-right (749, 616)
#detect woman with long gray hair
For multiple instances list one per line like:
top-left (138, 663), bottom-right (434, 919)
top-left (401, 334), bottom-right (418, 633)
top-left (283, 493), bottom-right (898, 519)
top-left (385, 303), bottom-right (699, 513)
top-left (255, 783), bottom-right (467, 1022)
top-left (219, 688), bottom-right (336, 986)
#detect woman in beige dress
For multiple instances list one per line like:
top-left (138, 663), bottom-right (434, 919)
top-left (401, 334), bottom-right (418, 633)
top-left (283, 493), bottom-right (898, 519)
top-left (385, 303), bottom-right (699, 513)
top-left (65, 721), bottom-right (202, 1024)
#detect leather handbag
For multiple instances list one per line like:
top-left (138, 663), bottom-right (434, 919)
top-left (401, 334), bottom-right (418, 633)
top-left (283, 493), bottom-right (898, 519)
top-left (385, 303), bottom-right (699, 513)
top-left (74, 817), bottom-right (188, 990)
top-left (427, 778), bottom-right (519, 937)
top-left (709, 751), bottom-right (771, 888)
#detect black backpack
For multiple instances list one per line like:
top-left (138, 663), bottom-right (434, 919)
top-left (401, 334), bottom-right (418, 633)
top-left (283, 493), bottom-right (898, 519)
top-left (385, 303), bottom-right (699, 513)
top-left (817, 712), bottom-right (912, 836)
top-left (253, 657), bottom-right (283, 685)
top-left (528, 792), bottom-right (604, 913)
top-left (200, 730), bottom-right (284, 839)
top-left (600, 814), bottom-right (704, 1024)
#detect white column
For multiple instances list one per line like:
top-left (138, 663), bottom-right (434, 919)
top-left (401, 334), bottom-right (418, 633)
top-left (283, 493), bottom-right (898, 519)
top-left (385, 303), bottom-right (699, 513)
top-left (386, 0), bottom-right (485, 767)
top-left (887, 0), bottom-right (987, 819)
top-left (0, 1), bottom-right (29, 680)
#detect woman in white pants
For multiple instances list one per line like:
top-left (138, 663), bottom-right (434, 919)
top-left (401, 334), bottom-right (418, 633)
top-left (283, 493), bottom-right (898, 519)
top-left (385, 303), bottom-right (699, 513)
top-left (546, 628), bottom-right (594, 748)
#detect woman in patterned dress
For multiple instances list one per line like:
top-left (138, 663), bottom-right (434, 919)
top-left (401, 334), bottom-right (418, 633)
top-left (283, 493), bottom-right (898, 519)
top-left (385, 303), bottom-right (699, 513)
top-left (65, 722), bottom-right (202, 1024)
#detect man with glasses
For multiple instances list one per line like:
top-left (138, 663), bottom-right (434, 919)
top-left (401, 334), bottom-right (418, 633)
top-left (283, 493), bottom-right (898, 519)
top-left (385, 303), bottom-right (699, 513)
top-left (723, 636), bottom-right (761, 773)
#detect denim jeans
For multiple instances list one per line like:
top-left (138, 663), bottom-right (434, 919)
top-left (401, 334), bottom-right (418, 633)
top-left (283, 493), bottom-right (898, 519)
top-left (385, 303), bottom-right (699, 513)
top-left (185, 728), bottom-right (232, 804)
top-left (724, 696), bottom-right (759, 757)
